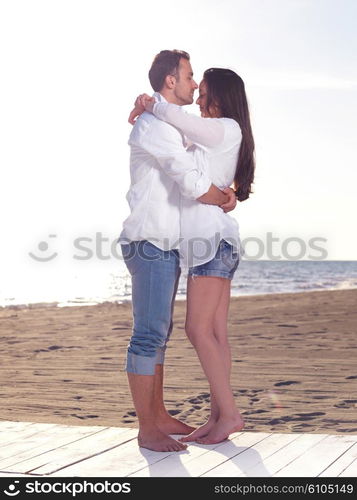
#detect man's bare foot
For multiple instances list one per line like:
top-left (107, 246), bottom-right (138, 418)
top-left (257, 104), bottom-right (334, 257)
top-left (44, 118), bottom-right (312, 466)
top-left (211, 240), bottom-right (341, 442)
top-left (196, 413), bottom-right (244, 445)
top-left (156, 413), bottom-right (196, 435)
top-left (179, 418), bottom-right (217, 442)
top-left (138, 427), bottom-right (187, 452)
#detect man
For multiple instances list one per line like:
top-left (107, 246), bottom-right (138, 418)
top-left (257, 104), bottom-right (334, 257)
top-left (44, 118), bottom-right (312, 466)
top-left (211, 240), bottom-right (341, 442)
top-left (118, 50), bottom-right (236, 452)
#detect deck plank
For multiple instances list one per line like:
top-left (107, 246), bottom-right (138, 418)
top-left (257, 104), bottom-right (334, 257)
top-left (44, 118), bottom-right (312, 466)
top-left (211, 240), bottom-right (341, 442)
top-left (50, 434), bottom-right (177, 477)
top-left (0, 472), bottom-right (34, 477)
top-left (243, 433), bottom-right (328, 477)
top-left (0, 422), bottom-right (58, 449)
top-left (0, 421), bottom-right (34, 432)
top-left (202, 432), bottom-right (300, 477)
top-left (319, 442), bottom-right (357, 477)
top-left (1, 421), bottom-right (356, 477)
top-left (129, 433), bottom-right (245, 477)
top-left (274, 435), bottom-right (357, 477)
top-left (0, 423), bottom-right (110, 469)
top-left (1, 428), bottom-right (137, 475)
top-left (153, 432), bottom-right (272, 477)
top-left (31, 428), bottom-right (138, 476)
top-left (339, 457), bottom-right (357, 477)
top-left (53, 433), bottom-right (268, 478)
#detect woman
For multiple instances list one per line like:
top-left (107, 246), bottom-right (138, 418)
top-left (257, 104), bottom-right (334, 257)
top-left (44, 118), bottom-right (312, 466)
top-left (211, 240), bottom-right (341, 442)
top-left (129, 68), bottom-right (255, 444)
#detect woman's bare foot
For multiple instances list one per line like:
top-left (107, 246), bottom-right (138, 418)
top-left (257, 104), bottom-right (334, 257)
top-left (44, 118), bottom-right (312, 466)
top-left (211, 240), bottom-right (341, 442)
top-left (179, 417), bottom-right (217, 442)
top-left (138, 426), bottom-right (188, 452)
top-left (156, 413), bottom-right (196, 435)
top-left (196, 413), bottom-right (244, 445)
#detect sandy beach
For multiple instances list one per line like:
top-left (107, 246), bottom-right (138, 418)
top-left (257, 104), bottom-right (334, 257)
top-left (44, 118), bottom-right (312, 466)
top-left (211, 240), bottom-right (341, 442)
top-left (1, 289), bottom-right (356, 435)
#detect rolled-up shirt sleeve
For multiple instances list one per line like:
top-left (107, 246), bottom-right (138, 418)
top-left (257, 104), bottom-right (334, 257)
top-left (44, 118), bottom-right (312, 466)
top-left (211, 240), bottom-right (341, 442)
top-left (129, 117), bottom-right (212, 200)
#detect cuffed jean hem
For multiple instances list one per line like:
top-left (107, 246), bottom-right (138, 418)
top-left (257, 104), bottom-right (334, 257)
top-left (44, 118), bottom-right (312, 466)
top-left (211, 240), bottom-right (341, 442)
top-left (125, 349), bottom-right (166, 375)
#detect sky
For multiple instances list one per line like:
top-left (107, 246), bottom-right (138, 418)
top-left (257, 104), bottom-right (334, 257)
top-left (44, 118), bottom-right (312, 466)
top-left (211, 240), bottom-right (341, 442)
top-left (1, 0), bottom-right (356, 281)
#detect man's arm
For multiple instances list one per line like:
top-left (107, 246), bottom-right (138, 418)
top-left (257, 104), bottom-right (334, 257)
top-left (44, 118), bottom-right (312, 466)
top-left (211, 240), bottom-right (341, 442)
top-left (198, 185), bottom-right (229, 205)
top-left (130, 117), bottom-right (228, 204)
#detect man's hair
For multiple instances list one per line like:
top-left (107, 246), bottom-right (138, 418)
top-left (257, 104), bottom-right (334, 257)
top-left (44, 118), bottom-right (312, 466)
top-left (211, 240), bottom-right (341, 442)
top-left (148, 50), bottom-right (190, 92)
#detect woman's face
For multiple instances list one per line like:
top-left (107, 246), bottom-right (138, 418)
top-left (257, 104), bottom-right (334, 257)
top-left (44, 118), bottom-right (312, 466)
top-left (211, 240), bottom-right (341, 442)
top-left (196, 80), bottom-right (220, 118)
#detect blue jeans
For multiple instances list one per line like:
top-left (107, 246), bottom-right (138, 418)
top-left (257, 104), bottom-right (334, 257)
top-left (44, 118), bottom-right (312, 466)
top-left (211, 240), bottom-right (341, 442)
top-left (121, 241), bottom-right (180, 375)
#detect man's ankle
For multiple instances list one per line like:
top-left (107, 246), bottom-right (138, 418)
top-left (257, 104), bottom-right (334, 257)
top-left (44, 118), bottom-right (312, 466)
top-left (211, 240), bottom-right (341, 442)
top-left (154, 406), bottom-right (169, 418)
top-left (138, 419), bottom-right (158, 430)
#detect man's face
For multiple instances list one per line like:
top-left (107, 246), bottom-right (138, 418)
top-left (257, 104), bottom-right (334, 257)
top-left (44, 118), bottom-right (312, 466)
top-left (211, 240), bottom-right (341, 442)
top-left (173, 58), bottom-right (198, 105)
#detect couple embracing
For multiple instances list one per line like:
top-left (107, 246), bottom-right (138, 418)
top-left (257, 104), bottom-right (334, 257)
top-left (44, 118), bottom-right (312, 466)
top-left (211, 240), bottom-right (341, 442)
top-left (118, 49), bottom-right (255, 452)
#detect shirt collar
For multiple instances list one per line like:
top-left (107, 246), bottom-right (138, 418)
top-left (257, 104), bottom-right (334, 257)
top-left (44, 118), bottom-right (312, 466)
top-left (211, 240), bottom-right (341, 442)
top-left (153, 92), bottom-right (168, 103)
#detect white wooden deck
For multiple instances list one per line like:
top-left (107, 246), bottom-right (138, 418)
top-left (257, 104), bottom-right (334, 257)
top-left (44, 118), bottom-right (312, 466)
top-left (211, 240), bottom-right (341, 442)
top-left (0, 421), bottom-right (356, 477)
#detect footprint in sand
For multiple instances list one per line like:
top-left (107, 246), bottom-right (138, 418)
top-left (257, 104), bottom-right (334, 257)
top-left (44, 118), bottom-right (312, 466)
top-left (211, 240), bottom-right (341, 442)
top-left (33, 345), bottom-right (60, 353)
top-left (168, 409), bottom-right (181, 416)
top-left (296, 412), bottom-right (325, 417)
top-left (245, 409), bottom-right (268, 415)
top-left (71, 414), bottom-right (99, 420)
top-left (334, 400), bottom-right (357, 408)
top-left (268, 412), bottom-right (325, 425)
top-left (274, 380), bottom-right (301, 387)
top-left (187, 393), bottom-right (210, 405)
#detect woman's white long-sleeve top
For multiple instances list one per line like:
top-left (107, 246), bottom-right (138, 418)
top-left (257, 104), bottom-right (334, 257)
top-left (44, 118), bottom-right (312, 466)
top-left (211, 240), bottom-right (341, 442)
top-left (152, 101), bottom-right (243, 268)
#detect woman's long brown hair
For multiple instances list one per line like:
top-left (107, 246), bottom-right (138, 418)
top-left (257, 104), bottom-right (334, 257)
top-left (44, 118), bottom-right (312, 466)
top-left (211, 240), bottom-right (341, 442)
top-left (204, 68), bottom-right (255, 201)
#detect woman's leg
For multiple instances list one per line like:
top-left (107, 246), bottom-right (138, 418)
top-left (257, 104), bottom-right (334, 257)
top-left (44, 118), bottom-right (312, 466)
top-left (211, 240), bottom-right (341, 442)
top-left (209, 278), bottom-right (233, 421)
top-left (180, 278), bottom-right (229, 441)
top-left (182, 275), bottom-right (244, 444)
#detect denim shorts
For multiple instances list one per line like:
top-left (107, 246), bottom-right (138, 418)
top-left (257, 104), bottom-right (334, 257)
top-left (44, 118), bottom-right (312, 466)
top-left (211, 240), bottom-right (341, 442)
top-left (188, 240), bottom-right (239, 280)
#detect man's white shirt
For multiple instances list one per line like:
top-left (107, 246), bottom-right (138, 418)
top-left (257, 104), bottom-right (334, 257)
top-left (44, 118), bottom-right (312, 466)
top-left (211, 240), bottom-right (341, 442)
top-left (118, 93), bottom-right (212, 251)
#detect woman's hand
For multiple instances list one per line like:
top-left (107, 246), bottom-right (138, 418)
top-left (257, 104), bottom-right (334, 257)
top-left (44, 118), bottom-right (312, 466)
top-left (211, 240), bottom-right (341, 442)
top-left (128, 94), bottom-right (155, 125)
top-left (220, 187), bottom-right (237, 213)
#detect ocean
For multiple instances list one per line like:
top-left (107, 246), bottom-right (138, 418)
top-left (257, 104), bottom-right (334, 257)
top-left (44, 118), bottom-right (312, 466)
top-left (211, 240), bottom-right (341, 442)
top-left (1, 260), bottom-right (357, 308)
